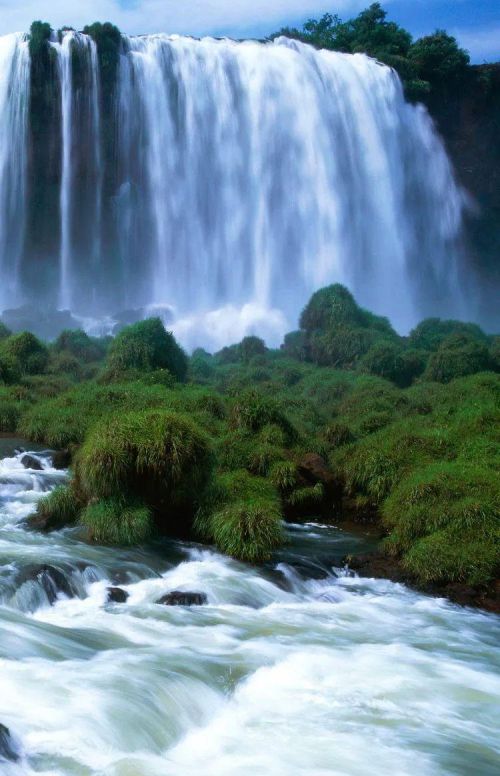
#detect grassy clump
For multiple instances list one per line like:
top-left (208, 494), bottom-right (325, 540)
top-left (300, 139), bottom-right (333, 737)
top-left (80, 498), bottom-right (154, 545)
top-left (76, 409), bottom-right (213, 531)
top-left (107, 318), bottom-right (188, 380)
top-left (196, 470), bottom-right (284, 562)
top-left (229, 390), bottom-right (297, 442)
top-left (383, 462), bottom-right (499, 585)
top-left (18, 381), bottom-right (176, 447)
top-left (35, 485), bottom-right (81, 530)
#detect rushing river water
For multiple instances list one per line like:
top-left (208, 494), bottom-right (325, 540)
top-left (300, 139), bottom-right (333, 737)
top-left (0, 445), bottom-right (498, 775)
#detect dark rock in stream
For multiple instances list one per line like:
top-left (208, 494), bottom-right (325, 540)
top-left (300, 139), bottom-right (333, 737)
top-left (156, 591), bottom-right (208, 606)
top-left (106, 587), bottom-right (129, 603)
top-left (50, 449), bottom-right (71, 469)
top-left (0, 724), bottom-right (20, 762)
top-left (20, 454), bottom-right (43, 471)
top-left (15, 564), bottom-right (77, 605)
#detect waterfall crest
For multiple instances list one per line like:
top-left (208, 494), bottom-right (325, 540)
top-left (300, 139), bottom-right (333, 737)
top-left (0, 31), bottom-right (469, 346)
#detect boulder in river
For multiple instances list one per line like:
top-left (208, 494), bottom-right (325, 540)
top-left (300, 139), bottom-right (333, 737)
top-left (106, 587), bottom-right (129, 603)
top-left (0, 724), bottom-right (20, 762)
top-left (16, 564), bottom-right (76, 605)
top-left (155, 591), bottom-right (207, 606)
top-left (20, 453), bottom-right (43, 471)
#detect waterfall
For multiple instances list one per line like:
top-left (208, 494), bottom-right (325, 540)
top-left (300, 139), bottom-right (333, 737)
top-left (0, 31), bottom-right (470, 346)
top-left (0, 33), bottom-right (30, 311)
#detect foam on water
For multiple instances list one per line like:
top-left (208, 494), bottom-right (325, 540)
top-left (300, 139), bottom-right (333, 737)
top-left (0, 449), bottom-right (498, 775)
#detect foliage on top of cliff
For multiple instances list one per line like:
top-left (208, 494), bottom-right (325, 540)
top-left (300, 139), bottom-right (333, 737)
top-left (270, 3), bottom-right (471, 100)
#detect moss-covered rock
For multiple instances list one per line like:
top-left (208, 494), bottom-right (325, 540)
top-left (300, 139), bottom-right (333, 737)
top-left (76, 409), bottom-right (213, 530)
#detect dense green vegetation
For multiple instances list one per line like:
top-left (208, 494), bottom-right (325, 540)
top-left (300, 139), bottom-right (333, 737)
top-left (270, 2), bottom-right (470, 101)
top-left (1, 285), bottom-right (498, 595)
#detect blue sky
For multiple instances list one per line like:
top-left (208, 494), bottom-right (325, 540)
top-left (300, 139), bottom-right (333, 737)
top-left (0, 1), bottom-right (498, 62)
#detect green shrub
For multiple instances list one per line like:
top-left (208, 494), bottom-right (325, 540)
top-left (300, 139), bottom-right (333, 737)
top-left (81, 498), bottom-right (154, 545)
top-left (47, 351), bottom-right (83, 379)
top-left (1, 332), bottom-right (49, 375)
top-left (308, 326), bottom-right (376, 368)
top-left (423, 334), bottom-right (491, 383)
top-left (108, 318), bottom-right (188, 380)
top-left (281, 330), bottom-right (308, 361)
top-left (300, 284), bottom-right (365, 332)
top-left (300, 284), bottom-right (395, 336)
top-left (54, 329), bottom-right (108, 363)
top-left (0, 322), bottom-right (11, 340)
top-left (359, 341), bottom-right (427, 386)
top-left (0, 353), bottom-right (21, 384)
top-left (35, 486), bottom-right (81, 530)
top-left (408, 318), bottom-right (488, 351)
top-left (240, 336), bottom-right (267, 362)
top-left (190, 348), bottom-right (215, 380)
top-left (489, 336), bottom-right (500, 372)
top-left (29, 20), bottom-right (52, 57)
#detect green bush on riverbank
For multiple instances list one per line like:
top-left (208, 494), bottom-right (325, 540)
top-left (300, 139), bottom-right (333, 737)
top-left (4, 287), bottom-right (499, 583)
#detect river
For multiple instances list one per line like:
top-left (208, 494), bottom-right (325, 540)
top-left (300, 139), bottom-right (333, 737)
top-left (0, 444), bottom-right (498, 775)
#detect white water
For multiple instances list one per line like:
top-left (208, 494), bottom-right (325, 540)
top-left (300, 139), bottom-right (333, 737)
top-left (0, 33), bottom-right (30, 311)
top-left (0, 32), bottom-right (471, 346)
top-left (0, 446), bottom-right (498, 775)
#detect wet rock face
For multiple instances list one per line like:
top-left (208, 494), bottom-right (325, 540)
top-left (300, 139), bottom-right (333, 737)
top-left (106, 587), bottom-right (129, 603)
top-left (0, 724), bottom-right (20, 762)
top-left (20, 453), bottom-right (43, 471)
top-left (155, 591), bottom-right (207, 606)
top-left (15, 564), bottom-right (77, 605)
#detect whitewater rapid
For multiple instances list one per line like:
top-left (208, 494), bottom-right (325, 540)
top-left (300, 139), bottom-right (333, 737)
top-left (0, 32), bottom-right (470, 346)
top-left (0, 444), bottom-right (498, 775)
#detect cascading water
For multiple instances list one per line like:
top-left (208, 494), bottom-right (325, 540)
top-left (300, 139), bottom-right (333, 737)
top-left (0, 34), bottom-right (30, 312)
top-left (0, 443), bottom-right (498, 774)
top-left (0, 32), bottom-right (469, 346)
